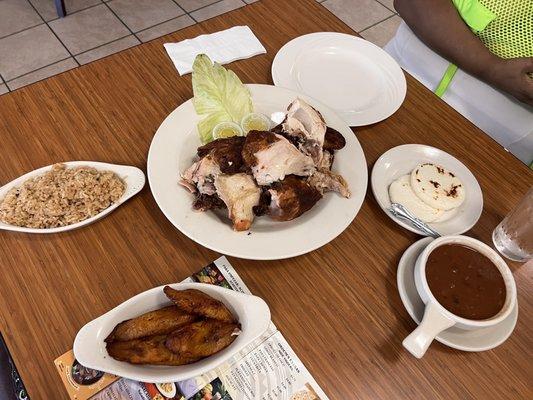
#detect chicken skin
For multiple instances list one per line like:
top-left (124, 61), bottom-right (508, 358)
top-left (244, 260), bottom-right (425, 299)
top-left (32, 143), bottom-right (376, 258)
top-left (242, 130), bottom-right (315, 185)
top-left (266, 176), bottom-right (322, 221)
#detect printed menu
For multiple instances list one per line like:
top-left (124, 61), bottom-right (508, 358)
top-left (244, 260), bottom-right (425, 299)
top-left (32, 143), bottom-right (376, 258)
top-left (54, 257), bottom-right (328, 400)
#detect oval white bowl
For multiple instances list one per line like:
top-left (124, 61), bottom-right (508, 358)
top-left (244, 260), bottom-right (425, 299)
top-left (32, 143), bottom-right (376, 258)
top-left (73, 283), bottom-right (271, 383)
top-left (0, 161), bottom-right (145, 233)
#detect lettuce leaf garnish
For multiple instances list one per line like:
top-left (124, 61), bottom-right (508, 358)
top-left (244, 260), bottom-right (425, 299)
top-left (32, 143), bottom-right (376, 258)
top-left (192, 54), bottom-right (253, 144)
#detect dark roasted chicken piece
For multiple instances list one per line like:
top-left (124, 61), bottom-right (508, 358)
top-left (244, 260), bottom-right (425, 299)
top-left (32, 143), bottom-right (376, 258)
top-left (105, 306), bottom-right (196, 343)
top-left (106, 334), bottom-right (196, 365)
top-left (323, 127), bottom-right (346, 151)
top-left (242, 130), bottom-right (315, 185)
top-left (165, 320), bottom-right (239, 362)
top-left (197, 136), bottom-right (246, 174)
top-left (163, 286), bottom-right (236, 323)
top-left (254, 176), bottom-right (322, 221)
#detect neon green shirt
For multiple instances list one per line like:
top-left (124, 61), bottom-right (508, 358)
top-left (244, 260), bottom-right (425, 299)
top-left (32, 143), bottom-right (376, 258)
top-left (435, 0), bottom-right (533, 96)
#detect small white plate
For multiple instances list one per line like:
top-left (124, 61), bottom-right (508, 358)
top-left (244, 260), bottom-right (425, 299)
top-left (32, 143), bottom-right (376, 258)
top-left (147, 84), bottom-right (367, 260)
top-left (272, 32), bottom-right (406, 126)
top-left (74, 283), bottom-right (271, 383)
top-left (371, 144), bottom-right (483, 236)
top-left (0, 161), bottom-right (145, 234)
top-left (397, 237), bottom-right (518, 352)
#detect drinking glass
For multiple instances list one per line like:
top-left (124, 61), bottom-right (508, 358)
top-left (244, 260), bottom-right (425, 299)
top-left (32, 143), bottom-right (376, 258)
top-left (492, 187), bottom-right (533, 262)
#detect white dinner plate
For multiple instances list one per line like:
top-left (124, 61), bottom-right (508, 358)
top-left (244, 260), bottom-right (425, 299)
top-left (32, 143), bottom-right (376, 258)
top-left (0, 161), bottom-right (145, 234)
top-left (371, 144), bottom-right (483, 236)
top-left (397, 237), bottom-right (518, 352)
top-left (147, 84), bottom-right (367, 260)
top-left (74, 283), bottom-right (271, 383)
top-left (272, 32), bottom-right (406, 126)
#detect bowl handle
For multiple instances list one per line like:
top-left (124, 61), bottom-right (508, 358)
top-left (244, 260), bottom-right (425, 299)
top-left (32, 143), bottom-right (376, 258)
top-left (402, 302), bottom-right (455, 358)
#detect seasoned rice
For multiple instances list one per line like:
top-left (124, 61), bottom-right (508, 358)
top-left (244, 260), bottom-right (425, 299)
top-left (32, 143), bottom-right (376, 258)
top-left (0, 164), bottom-right (126, 228)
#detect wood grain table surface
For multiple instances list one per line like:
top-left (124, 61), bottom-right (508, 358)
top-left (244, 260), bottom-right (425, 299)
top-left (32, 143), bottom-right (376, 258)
top-left (0, 0), bottom-right (531, 399)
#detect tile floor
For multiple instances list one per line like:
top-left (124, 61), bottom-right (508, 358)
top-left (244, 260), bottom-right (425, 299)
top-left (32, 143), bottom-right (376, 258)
top-left (0, 0), bottom-right (401, 94)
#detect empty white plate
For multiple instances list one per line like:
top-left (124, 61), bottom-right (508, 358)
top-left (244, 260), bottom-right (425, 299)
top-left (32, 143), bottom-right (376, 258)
top-left (74, 283), bottom-right (271, 383)
top-left (272, 32), bottom-right (406, 126)
top-left (397, 237), bottom-right (518, 352)
top-left (0, 161), bottom-right (145, 234)
top-left (371, 144), bottom-right (483, 236)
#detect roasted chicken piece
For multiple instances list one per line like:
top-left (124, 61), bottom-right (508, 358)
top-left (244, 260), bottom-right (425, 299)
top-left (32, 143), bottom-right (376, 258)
top-left (323, 127), bottom-right (346, 151)
top-left (282, 98), bottom-right (327, 164)
top-left (214, 173), bottom-right (261, 231)
top-left (180, 155), bottom-right (220, 195)
top-left (197, 136), bottom-right (246, 174)
top-left (308, 169), bottom-right (351, 198)
top-left (106, 334), bottom-right (196, 365)
top-left (163, 287), bottom-right (236, 323)
top-left (165, 320), bottom-right (240, 361)
top-left (180, 137), bottom-right (247, 195)
top-left (105, 306), bottom-right (196, 343)
top-left (242, 130), bottom-right (315, 186)
top-left (265, 176), bottom-right (322, 221)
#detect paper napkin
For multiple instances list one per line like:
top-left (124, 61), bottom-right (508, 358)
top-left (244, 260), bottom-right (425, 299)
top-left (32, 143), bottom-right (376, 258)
top-left (164, 26), bottom-right (267, 75)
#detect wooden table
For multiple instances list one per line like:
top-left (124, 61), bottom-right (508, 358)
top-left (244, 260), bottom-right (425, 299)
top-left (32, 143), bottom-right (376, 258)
top-left (0, 1), bottom-right (531, 399)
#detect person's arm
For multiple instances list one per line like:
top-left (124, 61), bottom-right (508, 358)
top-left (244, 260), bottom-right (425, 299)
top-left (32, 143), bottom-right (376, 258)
top-left (394, 0), bottom-right (533, 106)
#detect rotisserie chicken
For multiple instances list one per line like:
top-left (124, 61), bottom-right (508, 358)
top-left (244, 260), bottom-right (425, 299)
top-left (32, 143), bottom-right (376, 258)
top-left (180, 98), bottom-right (351, 231)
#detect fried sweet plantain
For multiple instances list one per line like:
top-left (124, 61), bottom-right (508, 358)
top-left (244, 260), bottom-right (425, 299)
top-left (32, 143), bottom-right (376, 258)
top-left (163, 287), bottom-right (236, 323)
top-left (105, 305), bottom-right (196, 343)
top-left (106, 334), bottom-right (197, 365)
top-left (165, 319), bottom-right (239, 360)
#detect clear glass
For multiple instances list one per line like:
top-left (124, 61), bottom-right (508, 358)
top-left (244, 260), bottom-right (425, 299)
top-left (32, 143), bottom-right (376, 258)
top-left (492, 187), bottom-right (533, 262)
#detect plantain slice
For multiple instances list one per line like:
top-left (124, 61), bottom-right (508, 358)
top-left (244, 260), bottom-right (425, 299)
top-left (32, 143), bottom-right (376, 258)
top-left (165, 319), bottom-right (240, 360)
top-left (163, 287), bottom-right (236, 323)
top-left (107, 334), bottom-right (198, 365)
top-left (105, 305), bottom-right (196, 343)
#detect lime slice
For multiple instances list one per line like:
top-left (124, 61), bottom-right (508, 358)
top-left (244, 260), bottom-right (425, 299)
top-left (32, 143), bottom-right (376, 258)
top-left (212, 121), bottom-right (244, 139)
top-left (241, 113), bottom-right (271, 133)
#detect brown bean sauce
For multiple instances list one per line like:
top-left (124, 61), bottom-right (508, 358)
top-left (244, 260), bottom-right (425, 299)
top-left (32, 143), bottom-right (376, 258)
top-left (426, 244), bottom-right (506, 320)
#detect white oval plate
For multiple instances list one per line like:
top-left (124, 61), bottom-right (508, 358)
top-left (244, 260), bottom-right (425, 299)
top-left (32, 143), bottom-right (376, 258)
top-left (371, 144), bottom-right (483, 236)
top-left (0, 161), bottom-right (145, 233)
top-left (147, 84), bottom-right (367, 260)
top-left (397, 237), bottom-right (518, 352)
top-left (272, 32), bottom-right (406, 126)
top-left (74, 283), bottom-right (271, 383)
